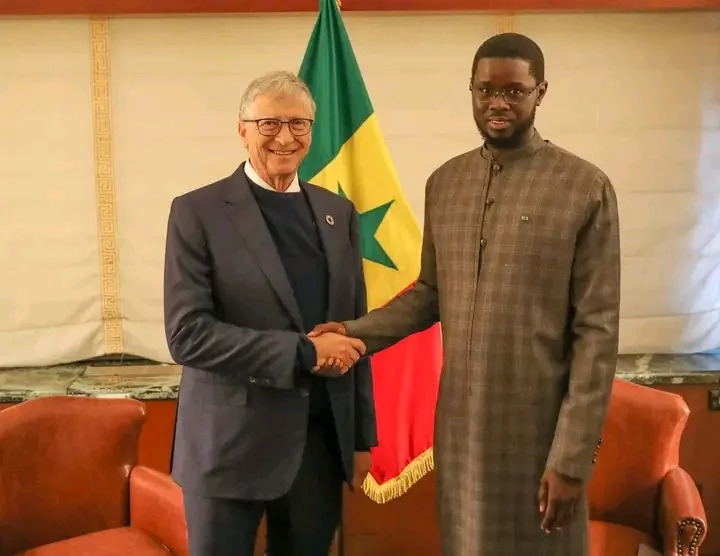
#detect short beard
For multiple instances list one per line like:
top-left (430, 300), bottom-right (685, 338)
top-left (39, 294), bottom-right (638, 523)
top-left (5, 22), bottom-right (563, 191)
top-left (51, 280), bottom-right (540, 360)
top-left (475, 107), bottom-right (536, 150)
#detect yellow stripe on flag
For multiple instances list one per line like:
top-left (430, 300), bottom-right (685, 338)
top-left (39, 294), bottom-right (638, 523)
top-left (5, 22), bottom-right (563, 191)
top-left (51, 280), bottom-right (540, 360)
top-left (309, 114), bottom-right (421, 310)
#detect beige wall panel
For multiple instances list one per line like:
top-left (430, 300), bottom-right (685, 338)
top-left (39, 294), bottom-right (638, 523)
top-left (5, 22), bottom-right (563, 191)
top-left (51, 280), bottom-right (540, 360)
top-left (0, 18), bottom-right (103, 366)
top-left (2, 12), bottom-right (714, 364)
top-left (516, 12), bottom-right (720, 353)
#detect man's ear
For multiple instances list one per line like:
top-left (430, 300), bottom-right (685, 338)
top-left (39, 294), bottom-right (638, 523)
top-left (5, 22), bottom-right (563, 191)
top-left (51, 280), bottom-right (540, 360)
top-left (238, 121), bottom-right (248, 148)
top-left (536, 81), bottom-right (548, 106)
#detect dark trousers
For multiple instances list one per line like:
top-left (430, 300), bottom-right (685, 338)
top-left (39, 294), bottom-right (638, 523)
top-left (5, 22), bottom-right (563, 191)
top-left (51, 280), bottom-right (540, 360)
top-left (183, 421), bottom-right (344, 556)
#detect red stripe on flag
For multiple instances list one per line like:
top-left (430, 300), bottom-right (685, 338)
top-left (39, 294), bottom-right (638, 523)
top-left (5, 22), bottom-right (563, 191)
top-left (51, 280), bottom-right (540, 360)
top-left (366, 282), bottom-right (442, 486)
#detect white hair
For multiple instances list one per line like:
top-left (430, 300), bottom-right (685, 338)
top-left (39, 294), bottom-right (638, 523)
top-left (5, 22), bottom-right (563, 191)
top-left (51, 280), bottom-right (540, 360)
top-left (238, 70), bottom-right (316, 120)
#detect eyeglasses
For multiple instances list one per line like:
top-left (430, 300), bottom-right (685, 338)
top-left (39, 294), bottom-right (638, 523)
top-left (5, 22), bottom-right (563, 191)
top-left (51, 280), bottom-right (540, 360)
top-left (469, 82), bottom-right (542, 104)
top-left (242, 118), bottom-right (314, 137)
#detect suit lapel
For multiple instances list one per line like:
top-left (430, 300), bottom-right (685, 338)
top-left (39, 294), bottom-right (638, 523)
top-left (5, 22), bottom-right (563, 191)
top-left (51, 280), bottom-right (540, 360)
top-left (221, 165), bottom-right (304, 331)
top-left (302, 183), bottom-right (344, 321)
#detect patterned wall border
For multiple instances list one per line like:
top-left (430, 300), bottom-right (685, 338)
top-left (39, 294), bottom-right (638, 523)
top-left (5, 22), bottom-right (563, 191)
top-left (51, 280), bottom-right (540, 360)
top-left (90, 17), bottom-right (123, 354)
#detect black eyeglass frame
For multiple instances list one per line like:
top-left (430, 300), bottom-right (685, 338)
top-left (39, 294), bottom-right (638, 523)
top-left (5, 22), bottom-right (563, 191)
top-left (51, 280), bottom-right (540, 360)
top-left (241, 118), bottom-right (314, 136)
top-left (468, 81), bottom-right (544, 104)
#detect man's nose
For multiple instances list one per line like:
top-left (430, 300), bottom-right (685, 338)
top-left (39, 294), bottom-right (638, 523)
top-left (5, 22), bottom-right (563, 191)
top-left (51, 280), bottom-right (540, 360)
top-left (488, 93), bottom-right (510, 110)
top-left (274, 124), bottom-right (295, 144)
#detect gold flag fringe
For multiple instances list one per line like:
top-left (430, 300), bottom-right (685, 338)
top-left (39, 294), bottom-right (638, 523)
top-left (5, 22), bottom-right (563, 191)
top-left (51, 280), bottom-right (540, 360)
top-left (361, 447), bottom-right (435, 504)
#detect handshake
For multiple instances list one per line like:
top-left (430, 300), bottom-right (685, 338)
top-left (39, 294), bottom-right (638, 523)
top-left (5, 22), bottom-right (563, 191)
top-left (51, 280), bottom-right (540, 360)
top-left (306, 322), bottom-right (366, 377)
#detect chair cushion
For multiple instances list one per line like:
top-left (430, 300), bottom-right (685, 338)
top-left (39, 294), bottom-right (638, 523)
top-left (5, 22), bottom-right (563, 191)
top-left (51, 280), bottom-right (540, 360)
top-left (590, 520), bottom-right (659, 556)
top-left (18, 527), bottom-right (170, 555)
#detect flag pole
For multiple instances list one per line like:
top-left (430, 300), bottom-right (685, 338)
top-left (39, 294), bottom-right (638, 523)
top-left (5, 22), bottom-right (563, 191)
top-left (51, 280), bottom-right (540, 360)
top-left (333, 7), bottom-right (343, 553)
top-left (336, 11), bottom-right (344, 556)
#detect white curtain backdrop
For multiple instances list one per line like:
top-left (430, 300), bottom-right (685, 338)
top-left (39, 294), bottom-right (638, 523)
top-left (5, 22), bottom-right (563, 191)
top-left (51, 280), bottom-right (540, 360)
top-left (0, 11), bottom-right (718, 367)
top-left (0, 19), bottom-right (104, 366)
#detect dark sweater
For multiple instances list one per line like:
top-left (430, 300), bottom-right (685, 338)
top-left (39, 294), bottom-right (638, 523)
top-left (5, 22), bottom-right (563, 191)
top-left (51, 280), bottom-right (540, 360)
top-left (248, 180), bottom-right (332, 421)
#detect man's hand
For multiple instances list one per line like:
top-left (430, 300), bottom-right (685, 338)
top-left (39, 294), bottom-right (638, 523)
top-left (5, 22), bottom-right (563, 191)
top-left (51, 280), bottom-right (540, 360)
top-left (352, 451), bottom-right (372, 491)
top-left (538, 469), bottom-right (584, 533)
top-left (308, 321), bottom-right (347, 338)
top-left (308, 322), bottom-right (353, 375)
top-left (308, 332), bottom-right (365, 376)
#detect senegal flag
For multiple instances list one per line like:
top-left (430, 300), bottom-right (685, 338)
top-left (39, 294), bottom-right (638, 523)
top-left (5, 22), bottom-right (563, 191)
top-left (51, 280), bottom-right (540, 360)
top-left (298, 0), bottom-right (443, 503)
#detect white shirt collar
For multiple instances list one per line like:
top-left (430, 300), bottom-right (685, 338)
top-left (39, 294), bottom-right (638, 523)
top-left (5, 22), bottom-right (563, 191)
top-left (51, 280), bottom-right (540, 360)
top-left (244, 160), bottom-right (301, 193)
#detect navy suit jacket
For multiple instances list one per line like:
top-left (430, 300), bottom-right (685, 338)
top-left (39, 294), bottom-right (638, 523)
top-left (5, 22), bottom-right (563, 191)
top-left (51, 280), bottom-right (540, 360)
top-left (163, 164), bottom-right (377, 500)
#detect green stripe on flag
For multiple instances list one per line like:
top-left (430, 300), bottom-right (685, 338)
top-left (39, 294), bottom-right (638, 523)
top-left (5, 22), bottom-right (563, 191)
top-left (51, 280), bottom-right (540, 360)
top-left (298, 0), bottom-right (374, 181)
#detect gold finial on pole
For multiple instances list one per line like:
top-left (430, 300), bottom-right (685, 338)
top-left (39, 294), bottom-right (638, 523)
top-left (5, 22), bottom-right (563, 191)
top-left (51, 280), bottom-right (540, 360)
top-left (336, 0), bottom-right (342, 7)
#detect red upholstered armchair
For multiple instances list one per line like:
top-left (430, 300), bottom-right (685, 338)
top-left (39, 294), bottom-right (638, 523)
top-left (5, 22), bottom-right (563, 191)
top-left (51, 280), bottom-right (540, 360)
top-left (588, 378), bottom-right (707, 556)
top-left (0, 395), bottom-right (188, 556)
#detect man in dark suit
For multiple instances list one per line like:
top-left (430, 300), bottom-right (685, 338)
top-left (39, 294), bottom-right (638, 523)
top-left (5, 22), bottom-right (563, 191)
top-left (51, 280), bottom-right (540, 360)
top-left (163, 70), bottom-right (377, 556)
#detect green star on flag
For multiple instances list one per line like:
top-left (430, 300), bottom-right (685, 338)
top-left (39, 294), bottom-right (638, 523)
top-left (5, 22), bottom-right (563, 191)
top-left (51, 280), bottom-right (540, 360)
top-left (337, 184), bottom-right (397, 270)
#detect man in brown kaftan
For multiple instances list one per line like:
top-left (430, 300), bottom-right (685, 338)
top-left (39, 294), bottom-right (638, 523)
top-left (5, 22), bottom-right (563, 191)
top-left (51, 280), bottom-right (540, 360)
top-left (311, 33), bottom-right (621, 555)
